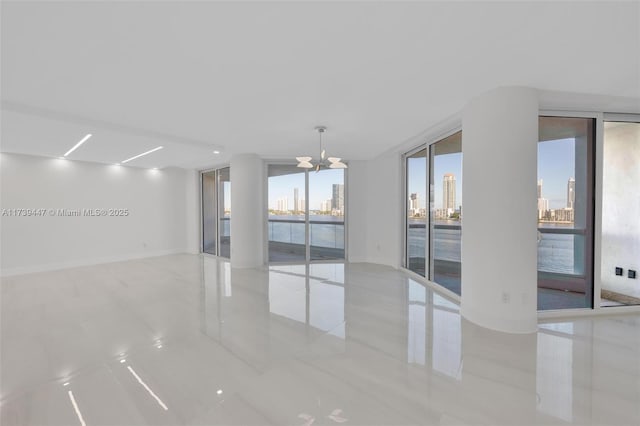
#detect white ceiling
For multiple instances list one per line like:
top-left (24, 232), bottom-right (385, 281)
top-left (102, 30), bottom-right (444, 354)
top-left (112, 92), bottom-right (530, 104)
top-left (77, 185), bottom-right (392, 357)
top-left (1, 1), bottom-right (639, 169)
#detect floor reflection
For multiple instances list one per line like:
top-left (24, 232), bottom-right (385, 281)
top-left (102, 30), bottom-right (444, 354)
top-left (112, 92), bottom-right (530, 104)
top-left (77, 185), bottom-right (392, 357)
top-left (199, 257), bottom-right (640, 426)
top-left (1, 254), bottom-right (638, 425)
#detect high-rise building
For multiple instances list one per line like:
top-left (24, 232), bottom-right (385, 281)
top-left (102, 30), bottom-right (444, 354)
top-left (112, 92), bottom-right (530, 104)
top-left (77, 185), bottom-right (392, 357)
top-left (293, 188), bottom-right (299, 214)
top-left (332, 184), bottom-right (345, 213)
top-left (298, 198), bottom-right (305, 212)
top-left (537, 179), bottom-right (549, 219)
top-left (537, 179), bottom-right (543, 198)
top-left (276, 197), bottom-right (288, 212)
top-left (410, 193), bottom-right (419, 215)
top-left (320, 199), bottom-right (332, 213)
top-left (443, 174), bottom-right (456, 211)
top-left (567, 177), bottom-right (575, 209)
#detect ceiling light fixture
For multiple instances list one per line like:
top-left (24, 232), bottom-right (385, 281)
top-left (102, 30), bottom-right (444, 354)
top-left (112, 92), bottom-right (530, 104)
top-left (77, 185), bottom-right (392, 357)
top-left (121, 146), bottom-right (163, 164)
top-left (213, 150), bottom-right (221, 154)
top-left (64, 133), bottom-right (92, 157)
top-left (296, 126), bottom-right (347, 172)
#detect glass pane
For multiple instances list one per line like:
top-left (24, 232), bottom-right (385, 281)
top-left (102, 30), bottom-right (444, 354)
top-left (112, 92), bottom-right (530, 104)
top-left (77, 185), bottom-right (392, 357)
top-left (202, 171), bottom-right (216, 255)
top-left (218, 167), bottom-right (231, 258)
top-left (537, 117), bottom-right (594, 310)
top-left (406, 148), bottom-right (427, 276)
top-left (309, 168), bottom-right (345, 260)
top-left (268, 165), bottom-right (306, 262)
top-left (430, 131), bottom-right (462, 295)
top-left (601, 121), bottom-right (640, 307)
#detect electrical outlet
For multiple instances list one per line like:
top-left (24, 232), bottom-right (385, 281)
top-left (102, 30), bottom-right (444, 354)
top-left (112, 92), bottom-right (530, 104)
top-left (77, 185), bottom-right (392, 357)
top-left (615, 267), bottom-right (623, 276)
top-left (629, 270), bottom-right (637, 279)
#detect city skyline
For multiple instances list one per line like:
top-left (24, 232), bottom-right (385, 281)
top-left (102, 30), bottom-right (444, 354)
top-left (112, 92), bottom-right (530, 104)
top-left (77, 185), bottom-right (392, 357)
top-left (268, 169), bottom-right (344, 211)
top-left (407, 152), bottom-right (462, 210)
top-left (538, 137), bottom-right (576, 209)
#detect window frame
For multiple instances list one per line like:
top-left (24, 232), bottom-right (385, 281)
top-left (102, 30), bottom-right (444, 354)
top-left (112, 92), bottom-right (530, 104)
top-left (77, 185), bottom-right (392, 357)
top-left (263, 160), bottom-right (349, 265)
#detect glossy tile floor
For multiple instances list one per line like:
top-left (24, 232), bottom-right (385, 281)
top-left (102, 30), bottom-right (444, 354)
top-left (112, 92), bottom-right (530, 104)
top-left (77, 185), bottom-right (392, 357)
top-left (2, 254), bottom-right (639, 425)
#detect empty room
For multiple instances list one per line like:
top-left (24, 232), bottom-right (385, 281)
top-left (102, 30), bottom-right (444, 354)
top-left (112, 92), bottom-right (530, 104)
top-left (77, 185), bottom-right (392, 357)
top-left (1, 1), bottom-right (639, 425)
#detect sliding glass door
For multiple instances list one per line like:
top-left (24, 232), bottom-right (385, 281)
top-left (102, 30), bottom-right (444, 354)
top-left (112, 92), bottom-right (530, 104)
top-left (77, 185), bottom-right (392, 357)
top-left (537, 116), bottom-right (594, 310)
top-left (429, 131), bottom-right (462, 295)
top-left (267, 165), bottom-right (345, 262)
top-left (267, 165), bottom-right (306, 262)
top-left (201, 167), bottom-right (231, 258)
top-left (218, 167), bottom-right (231, 258)
top-left (404, 131), bottom-right (462, 296)
top-left (202, 171), bottom-right (217, 255)
top-left (406, 148), bottom-right (427, 276)
top-left (309, 168), bottom-right (345, 261)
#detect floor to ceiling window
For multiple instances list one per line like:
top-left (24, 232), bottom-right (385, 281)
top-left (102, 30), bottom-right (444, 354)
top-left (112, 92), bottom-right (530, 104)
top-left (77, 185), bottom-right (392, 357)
top-left (217, 167), bottom-right (231, 258)
top-left (404, 131), bottom-right (462, 296)
top-left (202, 171), bottom-right (217, 255)
top-left (267, 165), bottom-right (345, 262)
top-left (429, 132), bottom-right (462, 295)
top-left (537, 116), bottom-right (594, 310)
top-left (309, 168), bottom-right (345, 261)
top-left (201, 166), bottom-right (231, 258)
top-left (601, 119), bottom-right (640, 307)
top-left (405, 148), bottom-right (427, 276)
top-left (267, 165), bottom-right (307, 262)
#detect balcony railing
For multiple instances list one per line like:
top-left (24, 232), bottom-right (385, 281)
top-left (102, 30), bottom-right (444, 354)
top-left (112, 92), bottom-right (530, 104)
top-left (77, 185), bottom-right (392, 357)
top-left (268, 218), bottom-right (344, 261)
top-left (407, 221), bottom-right (586, 277)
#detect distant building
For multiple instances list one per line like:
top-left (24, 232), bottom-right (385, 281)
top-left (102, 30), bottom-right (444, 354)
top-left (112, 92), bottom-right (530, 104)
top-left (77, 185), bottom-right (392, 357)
top-left (537, 179), bottom-right (543, 198)
top-left (293, 188), bottom-right (299, 214)
top-left (298, 198), bottom-right (305, 212)
top-left (320, 199), bottom-right (332, 213)
top-left (433, 208), bottom-right (450, 220)
top-left (538, 198), bottom-right (549, 219)
top-left (443, 174), bottom-right (456, 211)
top-left (276, 197), bottom-right (288, 212)
top-left (409, 193), bottom-right (420, 216)
top-left (567, 177), bottom-right (575, 209)
top-left (555, 208), bottom-right (574, 222)
top-left (332, 184), bottom-right (344, 214)
top-left (537, 179), bottom-right (549, 219)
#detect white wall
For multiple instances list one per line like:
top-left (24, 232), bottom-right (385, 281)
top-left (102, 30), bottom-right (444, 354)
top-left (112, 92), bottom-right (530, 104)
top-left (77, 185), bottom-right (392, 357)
top-left (184, 168), bottom-right (201, 254)
top-left (461, 87), bottom-right (539, 334)
top-left (346, 160), bottom-right (369, 263)
top-left (0, 153), bottom-right (191, 276)
top-left (229, 154), bottom-right (264, 268)
top-left (601, 122), bottom-right (640, 299)
top-left (346, 155), bottom-right (402, 268)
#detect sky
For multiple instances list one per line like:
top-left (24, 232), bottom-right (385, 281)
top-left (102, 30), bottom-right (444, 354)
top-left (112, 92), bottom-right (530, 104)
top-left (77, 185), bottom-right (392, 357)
top-left (408, 152), bottom-right (462, 209)
top-left (407, 137), bottom-right (576, 210)
top-left (268, 168), bottom-right (343, 211)
top-left (537, 137), bottom-right (575, 209)
top-left (264, 137), bottom-right (576, 212)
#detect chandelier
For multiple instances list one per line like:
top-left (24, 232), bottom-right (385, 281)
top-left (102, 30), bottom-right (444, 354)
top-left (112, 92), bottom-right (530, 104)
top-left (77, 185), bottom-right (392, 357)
top-left (296, 126), bottom-right (347, 171)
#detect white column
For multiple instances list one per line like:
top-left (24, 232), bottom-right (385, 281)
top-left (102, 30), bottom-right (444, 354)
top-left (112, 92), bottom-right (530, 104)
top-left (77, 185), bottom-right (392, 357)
top-left (230, 153), bottom-right (264, 268)
top-left (461, 87), bottom-right (538, 334)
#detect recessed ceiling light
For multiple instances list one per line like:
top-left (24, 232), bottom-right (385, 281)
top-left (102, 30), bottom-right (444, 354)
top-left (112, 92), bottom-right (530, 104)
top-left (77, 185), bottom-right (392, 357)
top-left (217, 389), bottom-right (223, 395)
top-left (213, 150), bottom-right (221, 154)
top-left (121, 146), bottom-right (163, 164)
top-left (64, 134), bottom-right (92, 157)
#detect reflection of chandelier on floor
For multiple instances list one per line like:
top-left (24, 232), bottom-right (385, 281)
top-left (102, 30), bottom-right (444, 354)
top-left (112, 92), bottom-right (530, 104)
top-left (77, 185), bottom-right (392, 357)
top-left (296, 126), bottom-right (347, 172)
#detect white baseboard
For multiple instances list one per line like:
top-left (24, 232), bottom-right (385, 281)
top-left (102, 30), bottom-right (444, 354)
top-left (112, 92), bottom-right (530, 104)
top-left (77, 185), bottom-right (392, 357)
top-left (0, 249), bottom-right (190, 277)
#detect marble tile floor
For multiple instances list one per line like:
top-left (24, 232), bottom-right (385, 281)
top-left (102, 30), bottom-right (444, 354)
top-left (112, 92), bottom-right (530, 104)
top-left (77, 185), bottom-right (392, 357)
top-left (1, 254), bottom-right (639, 425)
